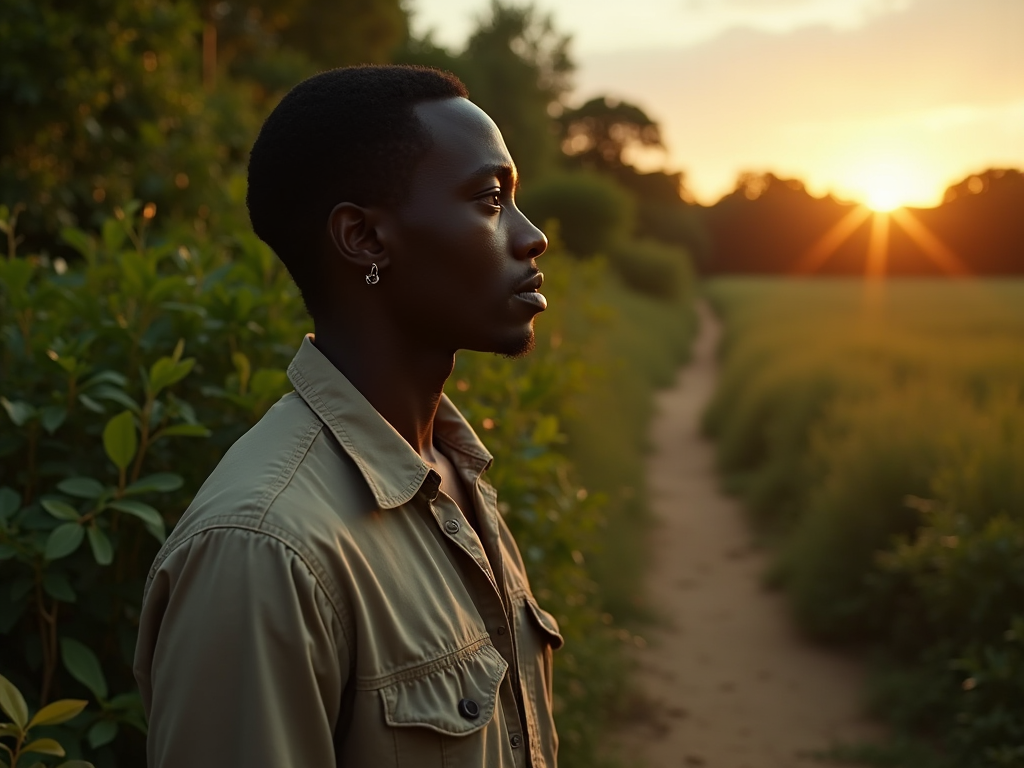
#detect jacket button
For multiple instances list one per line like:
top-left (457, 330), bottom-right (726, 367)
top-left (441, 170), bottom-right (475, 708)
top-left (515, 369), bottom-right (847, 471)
top-left (458, 698), bottom-right (480, 719)
top-left (444, 519), bottom-right (460, 534)
top-left (510, 734), bottom-right (522, 748)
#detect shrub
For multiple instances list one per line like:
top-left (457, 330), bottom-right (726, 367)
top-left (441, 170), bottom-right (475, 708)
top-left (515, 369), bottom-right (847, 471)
top-left (518, 171), bottom-right (634, 258)
top-left (605, 239), bottom-right (692, 301)
top-left (0, 203), bottom-right (633, 767)
top-left (706, 278), bottom-right (1024, 764)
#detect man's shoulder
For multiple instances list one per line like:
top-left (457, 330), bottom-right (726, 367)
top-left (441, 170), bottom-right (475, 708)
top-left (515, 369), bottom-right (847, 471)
top-left (162, 391), bottom-right (372, 557)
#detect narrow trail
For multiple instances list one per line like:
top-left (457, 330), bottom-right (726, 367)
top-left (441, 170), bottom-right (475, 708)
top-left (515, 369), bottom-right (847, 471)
top-left (613, 301), bottom-right (881, 768)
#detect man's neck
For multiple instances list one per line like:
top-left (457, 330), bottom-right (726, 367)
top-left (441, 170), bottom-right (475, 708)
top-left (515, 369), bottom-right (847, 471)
top-left (311, 323), bottom-right (455, 456)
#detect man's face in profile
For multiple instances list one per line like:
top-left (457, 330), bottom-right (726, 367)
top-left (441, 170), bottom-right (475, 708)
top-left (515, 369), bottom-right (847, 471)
top-left (374, 98), bottom-right (549, 358)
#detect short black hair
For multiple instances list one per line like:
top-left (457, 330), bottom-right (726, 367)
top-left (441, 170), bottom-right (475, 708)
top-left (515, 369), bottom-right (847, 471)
top-left (246, 65), bottom-right (468, 317)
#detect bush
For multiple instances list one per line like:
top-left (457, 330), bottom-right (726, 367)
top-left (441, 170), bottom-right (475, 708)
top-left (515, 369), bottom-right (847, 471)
top-left (518, 171), bottom-right (634, 258)
top-left (0, 203), bottom-right (643, 767)
top-left (605, 239), bottom-right (692, 301)
top-left (706, 278), bottom-right (1024, 765)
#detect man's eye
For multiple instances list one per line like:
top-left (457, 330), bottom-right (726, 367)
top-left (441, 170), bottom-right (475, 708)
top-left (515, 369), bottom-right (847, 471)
top-left (481, 192), bottom-right (502, 209)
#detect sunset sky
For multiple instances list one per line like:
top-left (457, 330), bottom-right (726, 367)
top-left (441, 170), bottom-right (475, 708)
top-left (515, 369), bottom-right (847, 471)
top-left (409, 0), bottom-right (1024, 207)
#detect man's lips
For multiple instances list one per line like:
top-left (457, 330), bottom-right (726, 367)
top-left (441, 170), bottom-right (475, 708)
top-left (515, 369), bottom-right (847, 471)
top-left (514, 272), bottom-right (544, 294)
top-left (513, 272), bottom-right (547, 310)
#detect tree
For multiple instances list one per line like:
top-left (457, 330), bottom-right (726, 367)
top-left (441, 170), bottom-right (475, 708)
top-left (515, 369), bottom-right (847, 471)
top-left (0, 0), bottom-right (229, 250)
top-left (399, 2), bottom-right (573, 182)
top-left (558, 96), bottom-right (662, 174)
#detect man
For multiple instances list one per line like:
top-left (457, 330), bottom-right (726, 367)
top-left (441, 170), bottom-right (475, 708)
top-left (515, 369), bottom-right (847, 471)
top-left (134, 65), bottom-right (563, 767)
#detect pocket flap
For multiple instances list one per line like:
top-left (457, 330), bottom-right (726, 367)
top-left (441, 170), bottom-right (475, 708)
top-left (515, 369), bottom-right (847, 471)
top-left (381, 643), bottom-right (509, 736)
top-left (526, 599), bottom-right (564, 650)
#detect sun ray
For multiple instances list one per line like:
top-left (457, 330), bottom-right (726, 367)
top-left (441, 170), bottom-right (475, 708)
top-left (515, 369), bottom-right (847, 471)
top-left (865, 211), bottom-right (890, 280)
top-left (890, 208), bottom-right (971, 276)
top-left (792, 205), bottom-right (872, 275)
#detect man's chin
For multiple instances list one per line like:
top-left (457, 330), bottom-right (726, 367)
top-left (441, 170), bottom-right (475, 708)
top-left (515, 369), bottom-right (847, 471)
top-left (473, 326), bottom-right (536, 359)
top-left (497, 331), bottom-right (536, 360)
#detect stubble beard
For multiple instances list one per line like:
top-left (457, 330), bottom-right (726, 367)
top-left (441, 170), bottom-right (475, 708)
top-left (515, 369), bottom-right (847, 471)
top-left (495, 325), bottom-right (536, 360)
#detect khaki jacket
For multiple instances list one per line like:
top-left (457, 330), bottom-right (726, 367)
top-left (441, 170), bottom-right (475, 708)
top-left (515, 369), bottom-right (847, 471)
top-left (134, 336), bottom-right (563, 768)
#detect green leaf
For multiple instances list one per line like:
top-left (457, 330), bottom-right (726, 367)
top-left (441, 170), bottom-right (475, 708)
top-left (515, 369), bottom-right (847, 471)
top-left (232, 352), bottom-right (251, 394)
top-left (125, 473), bottom-right (183, 495)
top-left (60, 226), bottom-right (96, 260)
top-left (86, 526), bottom-right (113, 566)
top-left (39, 405), bottom-right (68, 435)
top-left (57, 478), bottom-right (106, 499)
top-left (0, 673), bottom-right (28, 728)
top-left (101, 218), bottom-right (126, 252)
top-left (86, 719), bottom-right (118, 749)
top-left (45, 523), bottom-right (84, 560)
top-left (51, 355), bottom-right (77, 374)
top-left (28, 698), bottom-right (88, 729)
top-left (106, 500), bottom-right (162, 529)
top-left (21, 737), bottom-right (65, 757)
top-left (0, 398), bottom-right (35, 427)
top-left (0, 487), bottom-right (20, 520)
top-left (77, 394), bottom-right (105, 414)
top-left (148, 357), bottom-right (195, 396)
top-left (43, 572), bottom-right (76, 603)
top-left (41, 499), bottom-right (80, 522)
top-left (0, 544), bottom-right (17, 561)
top-left (0, 721), bottom-right (17, 737)
top-left (60, 638), bottom-right (108, 700)
top-left (157, 424), bottom-right (210, 438)
top-left (102, 411), bottom-right (137, 471)
top-left (80, 370), bottom-right (127, 390)
top-left (89, 385), bottom-right (140, 414)
top-left (56, 762), bottom-right (96, 768)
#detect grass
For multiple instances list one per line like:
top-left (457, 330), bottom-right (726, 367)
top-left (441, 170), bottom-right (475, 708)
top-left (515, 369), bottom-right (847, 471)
top-left (704, 277), bottom-right (1024, 767)
top-left (565, 260), bottom-right (696, 627)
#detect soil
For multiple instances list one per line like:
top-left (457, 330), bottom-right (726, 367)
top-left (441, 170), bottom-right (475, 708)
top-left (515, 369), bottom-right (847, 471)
top-left (611, 301), bottom-right (882, 768)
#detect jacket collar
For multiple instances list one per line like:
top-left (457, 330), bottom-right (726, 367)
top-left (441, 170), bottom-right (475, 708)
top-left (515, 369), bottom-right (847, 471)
top-left (286, 335), bottom-right (493, 509)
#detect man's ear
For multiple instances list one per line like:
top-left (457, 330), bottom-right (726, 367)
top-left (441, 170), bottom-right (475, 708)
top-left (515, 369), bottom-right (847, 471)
top-left (327, 203), bottom-right (389, 270)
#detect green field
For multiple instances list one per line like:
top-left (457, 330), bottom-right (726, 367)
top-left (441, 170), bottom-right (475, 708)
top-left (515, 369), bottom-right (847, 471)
top-left (705, 278), bottom-right (1024, 767)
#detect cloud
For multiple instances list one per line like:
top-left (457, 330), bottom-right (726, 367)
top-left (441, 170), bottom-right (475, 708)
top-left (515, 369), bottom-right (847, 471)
top-left (409, 0), bottom-right (916, 55)
top-left (575, 0), bottom-right (1024, 204)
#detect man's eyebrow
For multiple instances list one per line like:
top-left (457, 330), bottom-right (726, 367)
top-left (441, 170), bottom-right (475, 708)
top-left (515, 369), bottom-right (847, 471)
top-left (470, 162), bottom-right (520, 192)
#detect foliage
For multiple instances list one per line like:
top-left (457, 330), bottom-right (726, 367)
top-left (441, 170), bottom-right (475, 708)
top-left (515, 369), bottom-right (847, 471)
top-left (518, 171), bottom-right (635, 258)
top-left (399, 1), bottom-right (572, 182)
top-left (0, 674), bottom-right (92, 768)
top-left (0, 203), bottom-right (307, 764)
top-left (561, 259), bottom-right (695, 627)
top-left (0, 0), bottom-right (228, 246)
top-left (705, 278), bottom-right (1024, 765)
top-left (605, 239), bottom-right (693, 301)
top-left (0, 202), bottom-right (678, 766)
top-left (558, 96), bottom-right (662, 173)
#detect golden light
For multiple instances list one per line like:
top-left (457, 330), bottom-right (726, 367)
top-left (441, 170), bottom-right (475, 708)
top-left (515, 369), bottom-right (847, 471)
top-left (859, 164), bottom-right (918, 212)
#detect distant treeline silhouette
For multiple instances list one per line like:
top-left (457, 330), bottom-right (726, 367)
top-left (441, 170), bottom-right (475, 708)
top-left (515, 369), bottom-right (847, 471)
top-left (699, 168), bottom-right (1024, 275)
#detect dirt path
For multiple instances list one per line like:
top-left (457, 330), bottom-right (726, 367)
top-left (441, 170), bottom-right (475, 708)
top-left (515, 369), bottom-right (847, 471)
top-left (613, 301), bottom-right (881, 768)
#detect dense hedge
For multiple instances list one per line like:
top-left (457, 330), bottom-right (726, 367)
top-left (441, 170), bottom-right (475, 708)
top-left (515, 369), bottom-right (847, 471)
top-left (0, 202), bottom-right (688, 766)
top-left (704, 278), bottom-right (1024, 767)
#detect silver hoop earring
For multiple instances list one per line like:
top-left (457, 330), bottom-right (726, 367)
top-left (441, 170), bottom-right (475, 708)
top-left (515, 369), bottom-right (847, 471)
top-left (365, 263), bottom-right (380, 285)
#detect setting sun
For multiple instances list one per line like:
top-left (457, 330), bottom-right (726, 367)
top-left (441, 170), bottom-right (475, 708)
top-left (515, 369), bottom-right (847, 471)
top-left (845, 157), bottom-right (927, 212)
top-left (864, 185), bottom-right (905, 212)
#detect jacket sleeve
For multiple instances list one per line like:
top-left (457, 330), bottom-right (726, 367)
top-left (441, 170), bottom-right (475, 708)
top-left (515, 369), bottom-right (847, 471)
top-left (134, 527), bottom-right (349, 768)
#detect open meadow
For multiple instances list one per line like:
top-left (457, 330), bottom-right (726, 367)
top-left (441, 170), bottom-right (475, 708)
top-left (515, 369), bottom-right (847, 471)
top-left (704, 278), bottom-right (1024, 766)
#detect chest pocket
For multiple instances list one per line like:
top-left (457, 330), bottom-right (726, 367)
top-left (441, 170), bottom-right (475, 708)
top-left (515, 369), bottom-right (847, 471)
top-left (380, 642), bottom-right (515, 767)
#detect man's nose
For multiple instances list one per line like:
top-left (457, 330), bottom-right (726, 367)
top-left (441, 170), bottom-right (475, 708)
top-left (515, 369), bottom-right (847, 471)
top-left (514, 209), bottom-right (548, 261)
